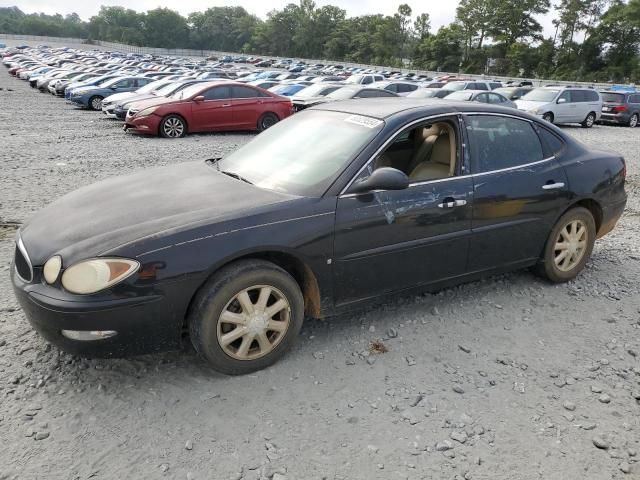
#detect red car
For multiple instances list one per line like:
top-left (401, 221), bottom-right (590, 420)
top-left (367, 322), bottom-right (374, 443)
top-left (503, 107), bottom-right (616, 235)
top-left (124, 81), bottom-right (294, 138)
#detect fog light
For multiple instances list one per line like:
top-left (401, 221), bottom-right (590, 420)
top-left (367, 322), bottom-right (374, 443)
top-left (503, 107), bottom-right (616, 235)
top-left (61, 330), bottom-right (117, 341)
top-left (43, 255), bottom-right (62, 284)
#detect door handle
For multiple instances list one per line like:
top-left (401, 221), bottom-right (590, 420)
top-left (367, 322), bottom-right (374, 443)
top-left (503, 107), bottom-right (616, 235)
top-left (437, 198), bottom-right (467, 208)
top-left (222, 103), bottom-right (231, 107)
top-left (542, 182), bottom-right (565, 190)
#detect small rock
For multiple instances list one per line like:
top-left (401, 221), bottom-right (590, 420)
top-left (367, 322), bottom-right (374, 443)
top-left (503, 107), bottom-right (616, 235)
top-left (631, 391), bottom-right (640, 400)
top-left (272, 475), bottom-right (287, 480)
top-left (430, 306), bottom-right (440, 316)
top-left (450, 431), bottom-right (468, 444)
top-left (563, 401), bottom-right (576, 411)
top-left (581, 422), bottom-right (597, 431)
top-left (386, 328), bottom-right (398, 338)
top-left (312, 351), bottom-right (324, 360)
top-left (452, 385), bottom-right (465, 394)
top-left (160, 464), bottom-right (169, 472)
top-left (591, 385), bottom-right (603, 393)
top-left (34, 432), bottom-right (49, 440)
top-left (185, 440), bottom-right (193, 450)
top-left (366, 356), bottom-right (376, 366)
top-left (368, 325), bottom-right (376, 333)
top-left (593, 437), bottom-right (610, 449)
top-left (458, 345), bottom-right (471, 354)
top-left (619, 462), bottom-right (631, 474)
top-left (628, 349), bottom-right (638, 358)
top-left (599, 394), bottom-right (611, 404)
top-left (406, 356), bottom-right (416, 366)
top-left (435, 440), bottom-right (453, 451)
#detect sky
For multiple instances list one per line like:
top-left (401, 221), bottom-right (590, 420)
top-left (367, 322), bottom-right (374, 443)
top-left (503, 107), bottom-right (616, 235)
top-left (2, 0), bottom-right (557, 37)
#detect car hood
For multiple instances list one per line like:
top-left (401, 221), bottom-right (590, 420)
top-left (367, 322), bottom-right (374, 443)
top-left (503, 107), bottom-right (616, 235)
top-left (103, 91), bottom-right (134, 103)
top-left (117, 93), bottom-right (158, 108)
top-left (128, 96), bottom-right (180, 111)
top-left (515, 100), bottom-right (547, 111)
top-left (19, 161), bottom-right (294, 266)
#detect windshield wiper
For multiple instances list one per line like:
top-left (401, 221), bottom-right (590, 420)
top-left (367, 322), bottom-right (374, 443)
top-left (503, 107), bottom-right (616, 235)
top-left (220, 170), bottom-right (253, 185)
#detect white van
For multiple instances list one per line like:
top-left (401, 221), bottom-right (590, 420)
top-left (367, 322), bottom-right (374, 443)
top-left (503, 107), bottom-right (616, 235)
top-left (515, 86), bottom-right (602, 127)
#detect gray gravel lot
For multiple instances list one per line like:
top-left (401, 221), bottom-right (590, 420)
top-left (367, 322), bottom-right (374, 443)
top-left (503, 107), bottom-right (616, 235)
top-left (1, 70), bottom-right (640, 480)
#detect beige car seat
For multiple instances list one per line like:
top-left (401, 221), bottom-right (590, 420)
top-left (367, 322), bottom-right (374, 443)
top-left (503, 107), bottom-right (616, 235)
top-left (409, 123), bottom-right (456, 182)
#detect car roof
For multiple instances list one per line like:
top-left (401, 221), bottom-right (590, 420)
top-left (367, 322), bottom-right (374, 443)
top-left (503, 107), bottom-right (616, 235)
top-left (312, 97), bottom-right (522, 119)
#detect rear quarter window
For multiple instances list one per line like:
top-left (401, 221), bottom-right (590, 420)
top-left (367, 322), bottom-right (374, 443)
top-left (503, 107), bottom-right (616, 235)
top-left (536, 126), bottom-right (566, 157)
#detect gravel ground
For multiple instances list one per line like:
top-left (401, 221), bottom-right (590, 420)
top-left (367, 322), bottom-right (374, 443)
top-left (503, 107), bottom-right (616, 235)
top-left (1, 69), bottom-right (640, 480)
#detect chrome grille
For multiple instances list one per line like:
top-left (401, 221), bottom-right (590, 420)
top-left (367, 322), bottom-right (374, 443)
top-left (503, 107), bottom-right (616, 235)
top-left (14, 238), bottom-right (33, 282)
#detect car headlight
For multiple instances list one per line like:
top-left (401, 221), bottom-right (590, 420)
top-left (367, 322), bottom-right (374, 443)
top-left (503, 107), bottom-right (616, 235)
top-left (136, 106), bottom-right (157, 117)
top-left (43, 255), bottom-right (62, 284)
top-left (61, 258), bottom-right (139, 294)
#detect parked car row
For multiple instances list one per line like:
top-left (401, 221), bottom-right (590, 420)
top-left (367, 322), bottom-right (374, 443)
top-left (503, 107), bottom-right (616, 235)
top-left (4, 45), bottom-right (638, 138)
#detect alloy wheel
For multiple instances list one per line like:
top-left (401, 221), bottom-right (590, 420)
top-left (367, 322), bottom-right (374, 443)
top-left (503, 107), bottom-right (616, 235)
top-left (91, 97), bottom-right (102, 110)
top-left (553, 220), bottom-right (588, 272)
top-left (630, 114), bottom-right (638, 128)
top-left (163, 117), bottom-right (184, 137)
top-left (217, 285), bottom-right (291, 361)
top-left (585, 114), bottom-right (595, 127)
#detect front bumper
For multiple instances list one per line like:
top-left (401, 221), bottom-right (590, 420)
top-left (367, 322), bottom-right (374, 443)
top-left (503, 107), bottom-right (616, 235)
top-left (11, 266), bottom-right (186, 357)
top-left (124, 114), bottom-right (161, 136)
top-left (67, 95), bottom-right (90, 107)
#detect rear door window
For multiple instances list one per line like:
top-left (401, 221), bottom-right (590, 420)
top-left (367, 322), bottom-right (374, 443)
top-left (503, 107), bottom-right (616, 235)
top-left (465, 115), bottom-right (544, 173)
top-left (232, 86), bottom-right (260, 98)
top-left (475, 82), bottom-right (489, 91)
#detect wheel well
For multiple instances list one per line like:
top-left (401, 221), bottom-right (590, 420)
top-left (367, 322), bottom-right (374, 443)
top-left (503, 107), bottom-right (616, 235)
top-left (565, 199), bottom-right (603, 232)
top-left (185, 251), bottom-right (322, 329)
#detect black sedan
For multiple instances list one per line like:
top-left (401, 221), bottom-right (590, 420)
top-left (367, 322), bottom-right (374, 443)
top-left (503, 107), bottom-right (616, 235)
top-left (11, 99), bottom-right (627, 375)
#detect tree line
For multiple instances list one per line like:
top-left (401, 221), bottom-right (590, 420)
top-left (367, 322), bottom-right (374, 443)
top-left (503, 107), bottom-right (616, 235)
top-left (1, 0), bottom-right (639, 82)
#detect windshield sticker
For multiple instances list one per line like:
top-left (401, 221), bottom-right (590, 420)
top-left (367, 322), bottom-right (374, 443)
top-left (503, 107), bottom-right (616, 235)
top-left (344, 115), bottom-right (383, 128)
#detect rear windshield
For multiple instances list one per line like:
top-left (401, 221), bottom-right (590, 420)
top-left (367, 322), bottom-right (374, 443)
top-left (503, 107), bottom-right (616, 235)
top-left (445, 91), bottom-right (474, 101)
top-left (601, 92), bottom-right (625, 103)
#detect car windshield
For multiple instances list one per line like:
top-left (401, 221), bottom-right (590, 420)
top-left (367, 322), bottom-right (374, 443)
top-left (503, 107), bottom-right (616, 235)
top-left (294, 83), bottom-right (336, 97)
top-left (137, 80), bottom-right (166, 93)
top-left (446, 91), bottom-right (474, 101)
top-left (170, 83), bottom-right (204, 99)
top-left (100, 77), bottom-right (126, 87)
top-left (521, 89), bottom-right (560, 102)
top-left (327, 87), bottom-right (359, 100)
top-left (407, 89), bottom-right (438, 98)
top-left (601, 92), bottom-right (625, 103)
top-left (157, 82), bottom-right (188, 96)
top-left (443, 81), bottom-right (466, 91)
top-left (345, 75), bottom-right (363, 84)
top-left (215, 111), bottom-right (384, 196)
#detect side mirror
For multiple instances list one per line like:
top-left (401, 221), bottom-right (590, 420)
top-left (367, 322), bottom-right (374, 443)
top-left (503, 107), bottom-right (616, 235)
top-left (193, 95), bottom-right (205, 102)
top-left (350, 167), bottom-right (409, 194)
top-left (557, 98), bottom-right (567, 104)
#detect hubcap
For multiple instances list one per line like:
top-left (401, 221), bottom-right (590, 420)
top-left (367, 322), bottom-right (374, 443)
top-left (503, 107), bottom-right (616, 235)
top-left (262, 116), bottom-right (276, 129)
top-left (631, 115), bottom-right (638, 128)
top-left (92, 97), bottom-right (102, 109)
top-left (217, 285), bottom-right (290, 361)
top-left (553, 220), bottom-right (588, 272)
top-left (163, 117), bottom-right (184, 137)
top-left (586, 115), bottom-right (594, 126)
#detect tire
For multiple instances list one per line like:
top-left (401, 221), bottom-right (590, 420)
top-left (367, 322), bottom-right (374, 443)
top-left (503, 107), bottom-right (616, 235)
top-left (88, 96), bottom-right (103, 111)
top-left (534, 207), bottom-right (596, 283)
top-left (542, 112), bottom-right (554, 123)
top-left (159, 114), bottom-right (187, 138)
top-left (629, 113), bottom-right (638, 128)
top-left (257, 112), bottom-right (279, 132)
top-left (188, 259), bottom-right (304, 375)
top-left (581, 112), bottom-right (596, 128)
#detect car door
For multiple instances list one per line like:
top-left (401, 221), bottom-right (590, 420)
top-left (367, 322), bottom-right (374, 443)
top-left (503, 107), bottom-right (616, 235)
top-left (190, 86), bottom-right (233, 131)
top-left (231, 85), bottom-right (268, 129)
top-left (555, 90), bottom-right (574, 122)
top-left (332, 115), bottom-right (473, 306)
top-left (463, 113), bottom-right (570, 272)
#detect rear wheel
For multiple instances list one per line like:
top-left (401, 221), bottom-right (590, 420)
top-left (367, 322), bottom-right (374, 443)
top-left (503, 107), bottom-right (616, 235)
top-left (629, 113), bottom-right (638, 128)
top-left (581, 112), bottom-right (596, 128)
top-left (257, 112), bottom-right (279, 132)
top-left (542, 112), bottom-right (554, 123)
top-left (160, 115), bottom-right (187, 138)
top-left (535, 207), bottom-right (596, 283)
top-left (188, 259), bottom-right (304, 375)
top-left (88, 96), bottom-right (103, 111)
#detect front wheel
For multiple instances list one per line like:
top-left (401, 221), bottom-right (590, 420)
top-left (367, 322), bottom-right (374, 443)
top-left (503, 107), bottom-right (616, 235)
top-left (581, 112), bottom-right (596, 128)
top-left (160, 115), bottom-right (187, 138)
top-left (629, 113), bottom-right (638, 128)
top-left (535, 207), bottom-right (596, 283)
top-left (188, 259), bottom-right (304, 375)
top-left (89, 96), bottom-right (103, 111)
top-left (542, 112), bottom-right (554, 123)
top-left (257, 112), bottom-right (279, 132)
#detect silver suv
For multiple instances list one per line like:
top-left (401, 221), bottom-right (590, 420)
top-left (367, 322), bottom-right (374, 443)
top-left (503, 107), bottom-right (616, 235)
top-left (515, 86), bottom-right (602, 128)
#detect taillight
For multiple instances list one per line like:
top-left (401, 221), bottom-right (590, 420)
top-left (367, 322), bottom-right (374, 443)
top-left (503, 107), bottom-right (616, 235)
top-left (611, 105), bottom-right (627, 113)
